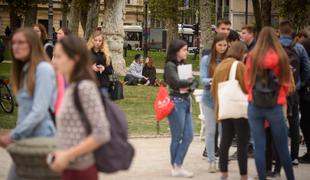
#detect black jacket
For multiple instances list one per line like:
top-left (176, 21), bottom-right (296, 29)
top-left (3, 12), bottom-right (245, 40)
top-left (164, 61), bottom-right (193, 98)
top-left (142, 66), bottom-right (156, 84)
top-left (91, 49), bottom-right (113, 88)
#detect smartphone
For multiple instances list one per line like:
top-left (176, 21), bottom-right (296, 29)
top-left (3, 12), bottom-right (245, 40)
top-left (46, 153), bottom-right (55, 165)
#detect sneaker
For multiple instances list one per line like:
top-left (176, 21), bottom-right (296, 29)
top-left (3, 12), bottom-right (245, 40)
top-left (220, 176), bottom-right (228, 180)
top-left (208, 162), bottom-right (217, 173)
top-left (266, 172), bottom-right (281, 180)
top-left (299, 153), bottom-right (310, 164)
top-left (292, 158), bottom-right (299, 165)
top-left (171, 168), bottom-right (194, 178)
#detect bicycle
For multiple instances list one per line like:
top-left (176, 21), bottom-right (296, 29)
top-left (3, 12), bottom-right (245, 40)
top-left (0, 78), bottom-right (14, 113)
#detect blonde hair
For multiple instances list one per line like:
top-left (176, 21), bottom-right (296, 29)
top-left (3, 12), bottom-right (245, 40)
top-left (87, 31), bottom-right (112, 66)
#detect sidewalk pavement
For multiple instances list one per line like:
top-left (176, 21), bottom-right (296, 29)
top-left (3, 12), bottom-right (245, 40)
top-left (1, 137), bottom-right (309, 180)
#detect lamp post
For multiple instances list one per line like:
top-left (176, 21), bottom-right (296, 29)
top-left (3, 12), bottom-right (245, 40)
top-left (144, 0), bottom-right (148, 58)
top-left (245, 0), bottom-right (248, 24)
top-left (48, 0), bottom-right (54, 43)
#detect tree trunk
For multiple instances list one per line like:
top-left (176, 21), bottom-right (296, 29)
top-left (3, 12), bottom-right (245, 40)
top-left (68, 0), bottom-right (80, 35)
top-left (84, 0), bottom-right (100, 41)
top-left (9, 5), bottom-right (20, 32)
top-left (252, 0), bottom-right (262, 33)
top-left (199, 0), bottom-right (213, 52)
top-left (80, 5), bottom-right (88, 33)
top-left (166, 18), bottom-right (179, 53)
top-left (261, 0), bottom-right (271, 26)
top-left (61, 0), bottom-right (69, 28)
top-left (102, 0), bottom-right (126, 75)
top-left (24, 4), bottom-right (38, 27)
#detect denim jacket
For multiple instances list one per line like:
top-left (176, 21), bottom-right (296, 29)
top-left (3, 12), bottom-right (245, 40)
top-left (200, 55), bottom-right (221, 108)
top-left (10, 61), bottom-right (56, 140)
top-left (279, 36), bottom-right (310, 89)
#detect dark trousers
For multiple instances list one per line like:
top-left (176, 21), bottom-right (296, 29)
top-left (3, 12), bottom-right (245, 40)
top-left (287, 91), bottom-right (300, 160)
top-left (300, 99), bottom-right (310, 153)
top-left (219, 118), bottom-right (249, 175)
top-left (63, 165), bottom-right (98, 180)
top-left (124, 74), bottom-right (147, 85)
top-left (266, 127), bottom-right (281, 173)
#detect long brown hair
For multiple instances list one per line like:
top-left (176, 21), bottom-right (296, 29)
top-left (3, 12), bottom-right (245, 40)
top-left (225, 42), bottom-right (247, 61)
top-left (32, 24), bottom-right (48, 43)
top-left (249, 27), bottom-right (291, 86)
top-left (59, 35), bottom-right (96, 83)
top-left (208, 33), bottom-right (228, 77)
top-left (11, 28), bottom-right (50, 96)
top-left (87, 31), bottom-right (112, 66)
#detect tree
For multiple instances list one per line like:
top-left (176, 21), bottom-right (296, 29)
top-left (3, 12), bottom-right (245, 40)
top-left (275, 0), bottom-right (309, 31)
top-left (84, 0), bottom-right (100, 41)
top-left (252, 0), bottom-right (262, 32)
top-left (261, 0), bottom-right (272, 27)
top-left (149, 0), bottom-right (180, 51)
top-left (101, 0), bottom-right (126, 75)
top-left (68, 0), bottom-right (81, 34)
top-left (199, 0), bottom-right (214, 52)
top-left (61, 0), bottom-right (70, 28)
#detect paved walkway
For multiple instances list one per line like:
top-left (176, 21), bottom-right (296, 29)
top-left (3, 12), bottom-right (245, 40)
top-left (0, 137), bottom-right (309, 180)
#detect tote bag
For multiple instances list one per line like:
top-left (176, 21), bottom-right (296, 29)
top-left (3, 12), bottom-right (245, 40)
top-left (154, 86), bottom-right (174, 121)
top-left (218, 61), bottom-right (248, 120)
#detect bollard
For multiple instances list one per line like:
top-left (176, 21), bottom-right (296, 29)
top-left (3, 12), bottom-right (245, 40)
top-left (6, 137), bottom-right (61, 180)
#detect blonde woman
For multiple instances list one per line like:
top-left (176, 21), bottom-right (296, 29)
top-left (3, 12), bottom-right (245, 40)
top-left (87, 31), bottom-right (113, 95)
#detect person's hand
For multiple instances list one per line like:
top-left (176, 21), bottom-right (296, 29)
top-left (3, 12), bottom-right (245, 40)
top-left (92, 64), bottom-right (99, 72)
top-left (0, 134), bottom-right (12, 148)
top-left (144, 76), bottom-right (149, 80)
top-left (97, 65), bottom-right (105, 74)
top-left (49, 150), bottom-right (73, 173)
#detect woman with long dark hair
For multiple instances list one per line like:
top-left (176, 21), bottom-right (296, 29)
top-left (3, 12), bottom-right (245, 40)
top-left (0, 28), bottom-right (56, 179)
top-left (245, 27), bottom-right (295, 180)
top-left (200, 33), bottom-right (228, 172)
top-left (50, 35), bottom-right (110, 180)
top-left (164, 39), bottom-right (198, 178)
top-left (33, 24), bottom-right (53, 59)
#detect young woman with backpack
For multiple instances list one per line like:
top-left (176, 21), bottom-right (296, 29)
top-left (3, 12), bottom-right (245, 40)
top-left (200, 33), bottom-right (228, 173)
top-left (210, 42), bottom-right (250, 180)
top-left (245, 27), bottom-right (295, 180)
top-left (50, 35), bottom-right (110, 180)
top-left (32, 24), bottom-right (54, 59)
top-left (164, 39), bottom-right (198, 178)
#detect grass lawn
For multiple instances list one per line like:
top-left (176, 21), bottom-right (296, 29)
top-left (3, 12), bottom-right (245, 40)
top-left (0, 62), bottom-right (202, 136)
top-left (124, 50), bottom-right (200, 72)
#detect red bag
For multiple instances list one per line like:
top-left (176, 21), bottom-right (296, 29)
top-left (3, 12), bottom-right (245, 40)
top-left (154, 86), bottom-right (175, 121)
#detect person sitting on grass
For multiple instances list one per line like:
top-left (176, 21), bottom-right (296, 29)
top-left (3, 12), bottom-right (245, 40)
top-left (142, 57), bottom-right (159, 86)
top-left (124, 54), bottom-right (149, 85)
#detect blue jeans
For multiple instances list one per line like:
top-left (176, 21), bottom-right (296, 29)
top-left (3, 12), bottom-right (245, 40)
top-left (248, 103), bottom-right (294, 180)
top-left (168, 96), bottom-right (194, 166)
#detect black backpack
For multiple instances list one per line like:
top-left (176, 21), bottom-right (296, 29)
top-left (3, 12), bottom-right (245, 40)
top-left (252, 70), bottom-right (280, 108)
top-left (73, 82), bottom-right (134, 173)
top-left (282, 43), bottom-right (300, 84)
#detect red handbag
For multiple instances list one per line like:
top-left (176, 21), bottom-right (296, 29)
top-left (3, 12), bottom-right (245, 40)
top-left (154, 86), bottom-right (175, 121)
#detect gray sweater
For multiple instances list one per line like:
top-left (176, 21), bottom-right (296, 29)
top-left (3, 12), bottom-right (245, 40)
top-left (56, 80), bottom-right (110, 170)
top-left (127, 61), bottom-right (144, 79)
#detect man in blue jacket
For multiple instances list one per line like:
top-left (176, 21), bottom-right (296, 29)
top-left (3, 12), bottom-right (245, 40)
top-left (279, 21), bottom-right (310, 166)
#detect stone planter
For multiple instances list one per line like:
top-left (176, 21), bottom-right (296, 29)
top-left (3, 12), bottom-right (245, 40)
top-left (6, 137), bottom-right (61, 180)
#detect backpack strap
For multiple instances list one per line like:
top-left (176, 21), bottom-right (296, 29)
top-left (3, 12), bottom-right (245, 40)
top-left (73, 82), bottom-right (92, 135)
top-left (229, 61), bottom-right (239, 80)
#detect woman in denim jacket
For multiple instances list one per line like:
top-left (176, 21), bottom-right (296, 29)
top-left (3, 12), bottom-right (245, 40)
top-left (0, 28), bottom-right (56, 179)
top-left (200, 33), bottom-right (228, 172)
top-left (164, 39), bottom-right (198, 178)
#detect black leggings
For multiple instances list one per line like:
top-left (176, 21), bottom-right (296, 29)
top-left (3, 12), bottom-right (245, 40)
top-left (219, 118), bottom-right (250, 175)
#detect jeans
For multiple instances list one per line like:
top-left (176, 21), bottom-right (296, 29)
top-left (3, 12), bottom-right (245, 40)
top-left (219, 119), bottom-right (249, 175)
top-left (248, 103), bottom-right (294, 180)
top-left (168, 96), bottom-right (194, 166)
top-left (287, 92), bottom-right (300, 160)
top-left (201, 104), bottom-right (221, 163)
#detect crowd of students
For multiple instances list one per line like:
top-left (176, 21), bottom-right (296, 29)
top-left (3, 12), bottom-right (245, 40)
top-left (0, 19), bottom-right (310, 180)
top-left (163, 20), bottom-right (310, 180)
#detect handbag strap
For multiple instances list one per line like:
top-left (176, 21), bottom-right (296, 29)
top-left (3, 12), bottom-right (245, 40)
top-left (228, 61), bottom-right (239, 80)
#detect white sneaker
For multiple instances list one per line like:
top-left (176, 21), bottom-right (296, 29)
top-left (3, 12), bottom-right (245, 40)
top-left (171, 168), bottom-right (194, 178)
top-left (208, 162), bottom-right (217, 173)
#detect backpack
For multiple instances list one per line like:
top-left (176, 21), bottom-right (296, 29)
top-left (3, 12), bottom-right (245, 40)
top-left (282, 43), bottom-right (300, 84)
top-left (252, 70), bottom-right (280, 108)
top-left (73, 82), bottom-right (134, 173)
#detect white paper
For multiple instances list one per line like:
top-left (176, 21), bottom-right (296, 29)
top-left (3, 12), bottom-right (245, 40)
top-left (178, 64), bottom-right (193, 80)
